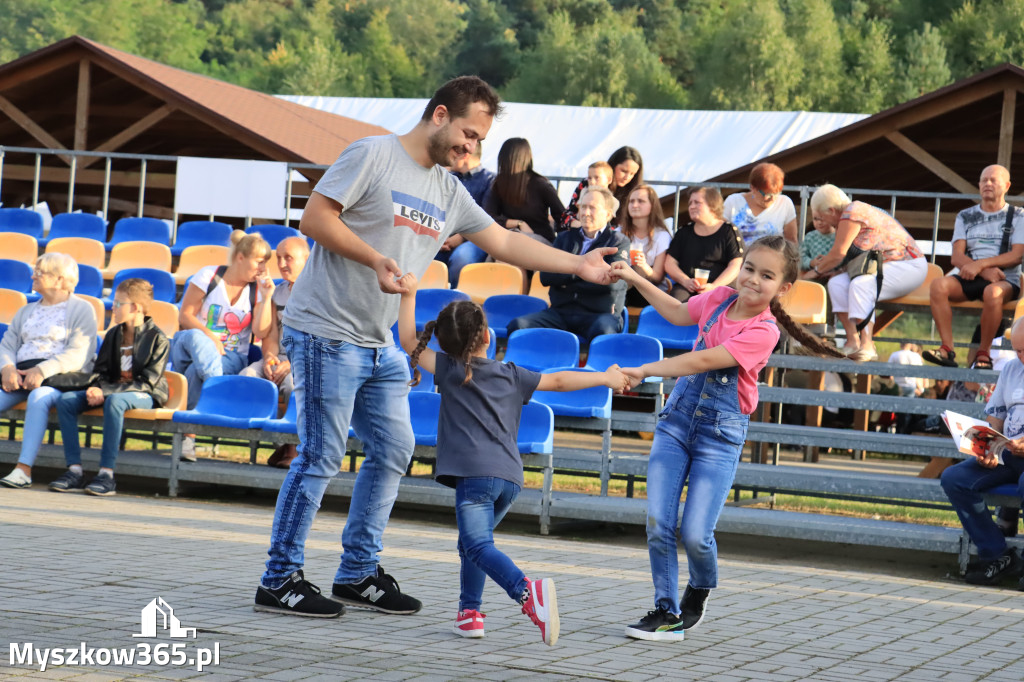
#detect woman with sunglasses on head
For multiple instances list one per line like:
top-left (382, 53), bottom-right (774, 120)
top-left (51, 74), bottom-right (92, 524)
top-left (723, 162), bottom-right (797, 247)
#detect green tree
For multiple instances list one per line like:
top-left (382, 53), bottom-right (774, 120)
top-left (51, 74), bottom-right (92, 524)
top-left (896, 22), bottom-right (952, 102)
top-left (502, 8), bottom-right (686, 109)
top-left (837, 2), bottom-right (896, 112)
top-left (941, 0), bottom-right (1024, 79)
top-left (450, 0), bottom-right (521, 87)
top-left (690, 0), bottom-right (802, 110)
top-left (784, 0), bottom-right (844, 111)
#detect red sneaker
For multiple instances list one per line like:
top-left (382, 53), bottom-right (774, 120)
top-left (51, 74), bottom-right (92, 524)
top-left (520, 577), bottom-right (559, 645)
top-left (453, 609), bottom-right (486, 638)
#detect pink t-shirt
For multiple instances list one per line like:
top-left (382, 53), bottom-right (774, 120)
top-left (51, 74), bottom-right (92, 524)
top-left (686, 287), bottom-right (780, 414)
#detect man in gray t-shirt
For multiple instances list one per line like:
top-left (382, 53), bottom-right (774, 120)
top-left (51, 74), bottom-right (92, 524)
top-left (256, 76), bottom-right (619, 619)
top-left (925, 164), bottom-right (1024, 371)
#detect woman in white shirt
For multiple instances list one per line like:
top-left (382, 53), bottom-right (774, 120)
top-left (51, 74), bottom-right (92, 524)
top-left (621, 185), bottom-right (672, 308)
top-left (722, 162), bottom-right (798, 247)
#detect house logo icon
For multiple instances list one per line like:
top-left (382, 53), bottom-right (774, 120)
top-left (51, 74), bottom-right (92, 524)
top-left (133, 597), bottom-right (197, 639)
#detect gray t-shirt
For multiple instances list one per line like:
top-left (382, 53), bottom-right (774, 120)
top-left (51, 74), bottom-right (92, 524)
top-left (434, 353), bottom-right (542, 488)
top-left (283, 134), bottom-right (494, 346)
top-left (952, 204), bottom-right (1024, 287)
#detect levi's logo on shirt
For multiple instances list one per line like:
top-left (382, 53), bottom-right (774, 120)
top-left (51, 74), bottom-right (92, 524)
top-left (392, 190), bottom-right (445, 240)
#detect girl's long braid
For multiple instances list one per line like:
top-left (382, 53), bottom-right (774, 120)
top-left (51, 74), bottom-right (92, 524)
top-left (408, 321), bottom-right (436, 387)
top-left (769, 299), bottom-right (845, 359)
top-left (458, 306), bottom-right (488, 384)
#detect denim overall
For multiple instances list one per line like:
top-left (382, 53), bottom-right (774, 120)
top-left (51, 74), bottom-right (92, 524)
top-left (646, 293), bottom-right (762, 614)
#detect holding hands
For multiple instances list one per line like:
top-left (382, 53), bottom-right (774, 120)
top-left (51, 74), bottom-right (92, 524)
top-left (601, 364), bottom-right (633, 393)
top-left (398, 272), bottom-right (419, 297)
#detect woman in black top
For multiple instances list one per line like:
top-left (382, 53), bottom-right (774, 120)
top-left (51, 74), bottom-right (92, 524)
top-left (484, 138), bottom-right (564, 245)
top-left (664, 187), bottom-right (745, 302)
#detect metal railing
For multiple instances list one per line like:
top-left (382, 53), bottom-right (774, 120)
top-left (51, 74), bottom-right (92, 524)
top-left (3, 144), bottom-right (1018, 260)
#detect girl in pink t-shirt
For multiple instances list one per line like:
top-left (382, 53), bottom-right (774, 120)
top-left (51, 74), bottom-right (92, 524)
top-left (612, 236), bottom-right (842, 642)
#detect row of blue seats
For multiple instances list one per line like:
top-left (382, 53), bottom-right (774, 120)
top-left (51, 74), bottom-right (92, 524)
top-left (0, 208), bottom-right (303, 253)
top-left (172, 375), bottom-right (555, 455)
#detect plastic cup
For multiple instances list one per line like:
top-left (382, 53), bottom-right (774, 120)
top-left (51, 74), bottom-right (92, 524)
top-left (630, 248), bottom-right (643, 266)
top-left (694, 268), bottom-right (710, 287)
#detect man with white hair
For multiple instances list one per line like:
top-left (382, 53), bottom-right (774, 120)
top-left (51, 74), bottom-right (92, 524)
top-left (941, 317), bottom-right (1024, 587)
top-left (924, 165), bottom-right (1024, 369)
top-left (507, 186), bottom-right (629, 341)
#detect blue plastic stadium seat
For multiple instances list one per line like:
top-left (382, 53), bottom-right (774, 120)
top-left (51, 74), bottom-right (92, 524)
top-left (483, 295), bottom-right (548, 339)
top-left (246, 224), bottom-right (300, 250)
top-left (172, 221), bottom-right (233, 256)
top-left (40, 213), bottom-right (106, 247)
top-left (585, 333), bottom-right (663, 382)
top-left (409, 357), bottom-right (435, 392)
top-left (74, 264), bottom-right (104, 298)
top-left (518, 401), bottom-right (554, 454)
top-left (409, 391), bottom-right (441, 447)
top-left (531, 368), bottom-right (612, 419)
top-left (253, 393), bottom-right (297, 433)
top-left (103, 268), bottom-right (177, 309)
top-left (0, 322), bottom-right (8, 340)
top-left (635, 305), bottom-right (699, 350)
top-left (0, 259), bottom-right (33, 294)
top-left (106, 217), bottom-right (171, 250)
top-left (415, 288), bottom-right (470, 331)
top-left (172, 375), bottom-right (278, 429)
top-left (503, 328), bottom-right (579, 372)
top-left (988, 483), bottom-right (1018, 497)
top-left (0, 208), bottom-right (44, 239)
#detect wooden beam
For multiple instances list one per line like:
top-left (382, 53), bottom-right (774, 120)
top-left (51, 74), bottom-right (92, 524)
top-left (0, 163), bottom-right (175, 189)
top-left (79, 104), bottom-right (174, 169)
top-left (999, 88), bottom-right (1016, 169)
top-left (74, 59), bottom-right (90, 151)
top-left (884, 131), bottom-right (977, 194)
top-left (0, 94), bottom-right (67, 152)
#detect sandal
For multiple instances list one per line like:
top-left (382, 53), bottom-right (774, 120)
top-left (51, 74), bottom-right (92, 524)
top-left (972, 352), bottom-right (993, 370)
top-left (923, 346), bottom-right (958, 367)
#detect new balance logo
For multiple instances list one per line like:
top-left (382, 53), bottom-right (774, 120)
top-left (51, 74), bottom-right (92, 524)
top-left (281, 591), bottom-right (305, 608)
top-left (360, 586), bottom-right (386, 603)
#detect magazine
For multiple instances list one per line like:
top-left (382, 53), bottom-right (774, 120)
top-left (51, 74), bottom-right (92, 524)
top-left (941, 410), bottom-right (1007, 460)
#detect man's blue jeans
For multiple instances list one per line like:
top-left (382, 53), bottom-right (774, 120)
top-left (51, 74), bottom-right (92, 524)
top-left (455, 476), bottom-right (528, 612)
top-left (435, 241), bottom-right (487, 288)
top-left (507, 306), bottom-right (622, 342)
top-left (262, 325), bottom-right (414, 587)
top-left (0, 386), bottom-right (61, 467)
top-left (646, 397), bottom-right (747, 613)
top-left (57, 390), bottom-right (154, 470)
top-left (941, 456), bottom-right (1024, 560)
top-left (169, 329), bottom-right (247, 409)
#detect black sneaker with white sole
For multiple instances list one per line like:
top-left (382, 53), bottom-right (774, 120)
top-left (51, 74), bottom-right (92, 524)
top-left (679, 585), bottom-right (710, 631)
top-left (965, 549), bottom-right (1023, 585)
top-left (254, 570), bottom-right (344, 618)
top-left (624, 607), bottom-right (686, 641)
top-left (49, 469), bottom-right (85, 493)
top-left (331, 565), bottom-right (422, 614)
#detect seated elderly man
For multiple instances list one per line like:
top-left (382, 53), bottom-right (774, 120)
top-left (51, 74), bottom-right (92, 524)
top-left (507, 186), bottom-right (628, 341)
top-left (240, 235), bottom-right (309, 467)
top-left (941, 319), bottom-right (1024, 587)
top-left (924, 165), bottom-right (1024, 369)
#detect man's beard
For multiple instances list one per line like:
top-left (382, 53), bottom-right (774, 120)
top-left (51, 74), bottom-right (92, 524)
top-left (427, 127), bottom-right (455, 166)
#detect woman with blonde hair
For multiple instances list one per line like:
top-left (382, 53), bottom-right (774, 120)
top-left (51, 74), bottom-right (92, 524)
top-left (172, 231), bottom-right (273, 458)
top-left (0, 252), bottom-right (97, 488)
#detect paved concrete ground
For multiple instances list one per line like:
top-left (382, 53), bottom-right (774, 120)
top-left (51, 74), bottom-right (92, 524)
top-left (1, 488), bottom-right (1022, 682)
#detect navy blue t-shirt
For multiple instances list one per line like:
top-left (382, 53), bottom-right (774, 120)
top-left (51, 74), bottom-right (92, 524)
top-left (434, 353), bottom-right (542, 488)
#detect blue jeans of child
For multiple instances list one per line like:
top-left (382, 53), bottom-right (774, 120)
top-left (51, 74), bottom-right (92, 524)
top-left (455, 477), bottom-right (528, 612)
top-left (56, 390), bottom-right (154, 470)
top-left (941, 456), bottom-right (1024, 560)
top-left (262, 325), bottom-right (414, 588)
top-left (0, 386), bottom-right (62, 467)
top-left (169, 329), bottom-right (248, 409)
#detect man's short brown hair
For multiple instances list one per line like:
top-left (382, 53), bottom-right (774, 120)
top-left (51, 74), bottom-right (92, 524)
top-left (421, 76), bottom-right (503, 122)
top-left (116, 278), bottom-right (154, 314)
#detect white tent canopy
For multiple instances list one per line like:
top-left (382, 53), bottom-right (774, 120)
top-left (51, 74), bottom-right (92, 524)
top-left (280, 95), bottom-right (866, 190)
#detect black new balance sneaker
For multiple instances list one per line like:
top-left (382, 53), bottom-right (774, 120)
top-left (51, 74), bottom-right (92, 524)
top-left (680, 585), bottom-right (710, 631)
top-left (254, 570), bottom-right (344, 618)
top-left (624, 608), bottom-right (686, 641)
top-left (49, 469), bottom-right (85, 493)
top-left (331, 565), bottom-right (422, 614)
top-left (965, 549), bottom-right (1023, 585)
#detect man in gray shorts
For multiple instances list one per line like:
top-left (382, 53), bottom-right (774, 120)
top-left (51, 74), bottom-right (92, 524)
top-left (255, 76), bottom-right (618, 618)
